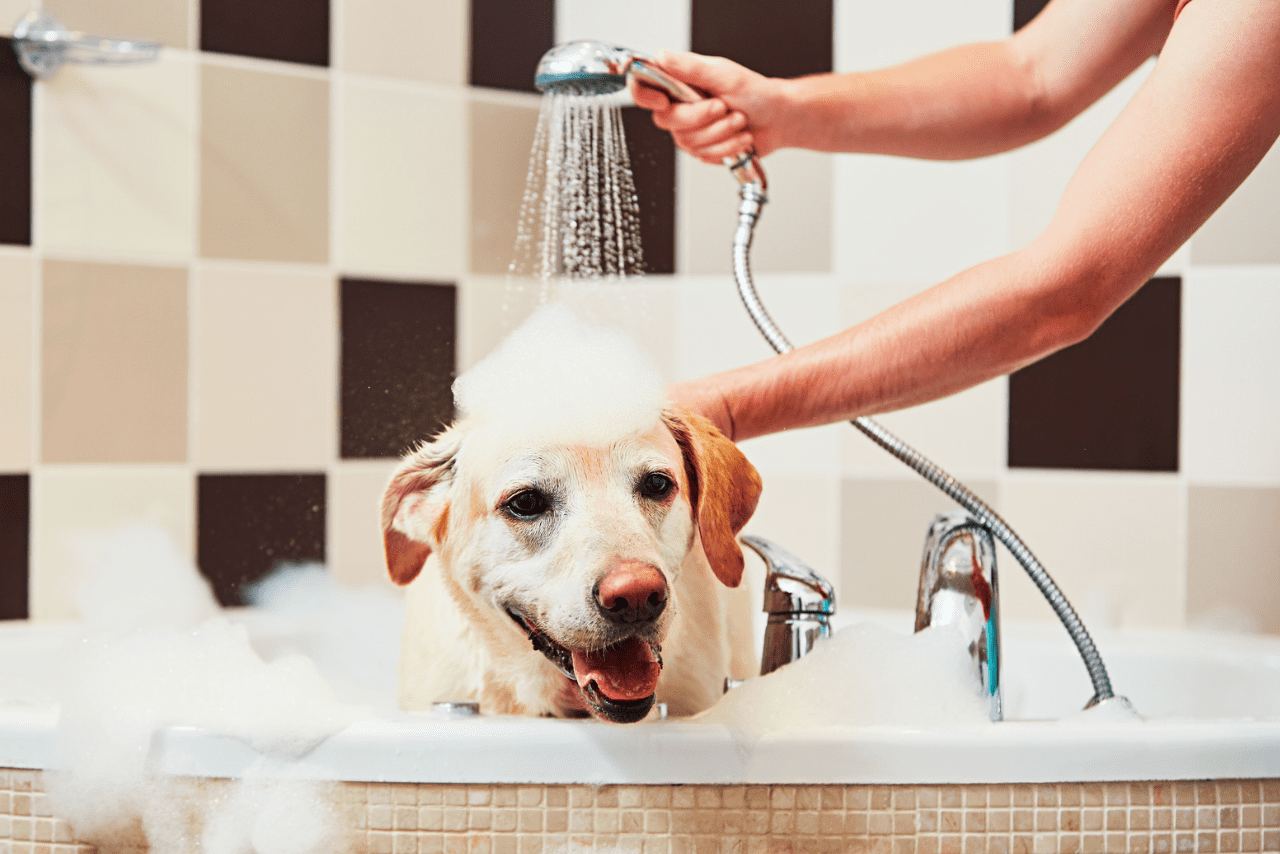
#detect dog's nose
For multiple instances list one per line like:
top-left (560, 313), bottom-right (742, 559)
top-left (595, 563), bottom-right (667, 624)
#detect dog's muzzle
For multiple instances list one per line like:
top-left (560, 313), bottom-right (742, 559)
top-left (508, 609), bottom-right (663, 724)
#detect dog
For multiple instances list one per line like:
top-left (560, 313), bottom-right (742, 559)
top-left (380, 407), bottom-right (762, 723)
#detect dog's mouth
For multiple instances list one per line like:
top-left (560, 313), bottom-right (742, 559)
top-left (507, 610), bottom-right (663, 724)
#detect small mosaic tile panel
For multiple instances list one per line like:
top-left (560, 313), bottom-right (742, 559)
top-left (1008, 277), bottom-right (1181, 472)
top-left (340, 278), bottom-right (457, 460)
top-left (0, 474), bottom-right (29, 620)
top-left (0, 38), bottom-right (31, 247)
top-left (200, 0), bottom-right (329, 66)
top-left (196, 473), bottom-right (326, 607)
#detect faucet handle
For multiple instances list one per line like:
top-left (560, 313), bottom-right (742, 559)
top-left (740, 534), bottom-right (834, 615)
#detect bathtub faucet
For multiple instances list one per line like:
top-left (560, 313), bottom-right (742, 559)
top-left (740, 535), bottom-right (835, 676)
top-left (916, 511), bottom-right (1002, 720)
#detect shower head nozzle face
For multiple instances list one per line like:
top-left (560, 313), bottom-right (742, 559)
top-left (534, 41), bottom-right (632, 95)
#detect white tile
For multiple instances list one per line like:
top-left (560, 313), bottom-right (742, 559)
top-left (679, 149), bottom-right (833, 275)
top-left (31, 467), bottom-right (194, 620)
top-left (0, 253), bottom-right (32, 471)
top-left (195, 266), bottom-right (337, 469)
top-left (996, 473), bottom-right (1184, 631)
top-left (331, 459), bottom-right (401, 589)
top-left (39, 53), bottom-right (195, 261)
top-left (555, 0), bottom-right (690, 57)
top-left (834, 153), bottom-right (1012, 285)
top-left (1182, 266), bottom-right (1280, 485)
top-left (1009, 59), bottom-right (1154, 250)
top-left (835, 0), bottom-right (1010, 72)
top-left (1190, 137), bottom-right (1280, 265)
top-left (339, 79), bottom-right (466, 279)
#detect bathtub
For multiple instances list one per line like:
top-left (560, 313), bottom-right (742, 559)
top-left (2, 612), bottom-right (1279, 852)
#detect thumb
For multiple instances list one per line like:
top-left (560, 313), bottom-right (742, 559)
top-left (654, 50), bottom-right (749, 98)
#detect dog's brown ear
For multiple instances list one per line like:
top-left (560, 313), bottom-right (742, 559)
top-left (665, 408), bottom-right (762, 588)
top-left (380, 425), bottom-right (464, 586)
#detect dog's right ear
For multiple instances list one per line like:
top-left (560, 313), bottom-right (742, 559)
top-left (380, 425), bottom-right (465, 586)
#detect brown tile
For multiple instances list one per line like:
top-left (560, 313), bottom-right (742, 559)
top-left (1014, 0), bottom-right (1051, 30)
top-left (339, 278), bottom-right (456, 459)
top-left (468, 0), bottom-right (552, 92)
top-left (469, 97), bottom-right (540, 275)
top-left (1187, 487), bottom-right (1280, 634)
top-left (1009, 277), bottom-right (1180, 472)
top-left (42, 259), bottom-right (187, 463)
top-left (691, 0), bottom-right (832, 80)
top-left (201, 0), bottom-right (328, 65)
top-left (196, 473), bottom-right (326, 606)
top-left (0, 38), bottom-right (30, 246)
top-left (0, 474), bottom-right (27, 619)
top-left (621, 107), bottom-right (675, 275)
top-left (200, 63), bottom-right (329, 263)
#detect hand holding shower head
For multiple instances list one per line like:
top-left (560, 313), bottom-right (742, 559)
top-left (534, 41), bottom-right (766, 194)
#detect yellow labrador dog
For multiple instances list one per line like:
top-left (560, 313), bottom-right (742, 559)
top-left (380, 407), bottom-right (761, 723)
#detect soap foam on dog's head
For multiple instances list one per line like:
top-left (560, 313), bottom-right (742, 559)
top-left (454, 304), bottom-right (666, 445)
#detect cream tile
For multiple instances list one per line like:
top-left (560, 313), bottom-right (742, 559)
top-left (997, 474), bottom-right (1184, 630)
top-left (339, 0), bottom-right (466, 83)
top-left (1010, 60), bottom-right (1154, 250)
top-left (555, 0), bottom-right (691, 65)
top-left (742, 473), bottom-right (842, 606)
top-left (39, 54), bottom-right (195, 261)
top-left (0, 1), bottom-right (31, 37)
top-left (1182, 267), bottom-right (1280, 484)
top-left (469, 96), bottom-right (540, 275)
top-left (195, 265), bottom-right (336, 469)
top-left (331, 459), bottom-right (401, 589)
top-left (200, 63), bottom-right (329, 264)
top-left (841, 476), bottom-right (998, 612)
top-left (43, 0), bottom-right (190, 48)
top-left (0, 253), bottom-right (32, 470)
top-left (1190, 136), bottom-right (1280, 265)
top-left (31, 466), bottom-right (194, 620)
top-left (835, 0), bottom-right (1010, 72)
top-left (1186, 486), bottom-right (1280, 634)
top-left (339, 79), bottom-right (465, 279)
top-left (42, 259), bottom-right (188, 464)
top-left (680, 149), bottom-right (832, 275)
top-left (456, 274), bottom-right (546, 372)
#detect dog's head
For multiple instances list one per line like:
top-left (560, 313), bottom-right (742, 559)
top-left (380, 408), bottom-right (761, 723)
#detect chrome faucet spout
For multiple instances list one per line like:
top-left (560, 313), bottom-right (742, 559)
top-left (741, 535), bottom-right (835, 677)
top-left (916, 511), bottom-right (1003, 721)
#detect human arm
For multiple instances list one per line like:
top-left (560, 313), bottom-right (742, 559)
top-left (633, 0), bottom-right (1176, 163)
top-left (669, 0), bottom-right (1280, 440)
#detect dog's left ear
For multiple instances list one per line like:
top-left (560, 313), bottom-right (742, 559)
top-left (380, 425), bottom-right (465, 586)
top-left (664, 408), bottom-right (763, 588)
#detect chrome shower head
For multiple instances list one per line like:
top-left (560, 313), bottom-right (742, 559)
top-left (534, 41), bottom-right (701, 102)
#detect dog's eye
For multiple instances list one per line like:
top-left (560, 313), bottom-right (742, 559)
top-left (639, 472), bottom-right (675, 500)
top-left (505, 489), bottom-right (550, 519)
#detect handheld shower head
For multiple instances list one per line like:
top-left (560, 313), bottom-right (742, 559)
top-left (533, 41), bottom-right (766, 193)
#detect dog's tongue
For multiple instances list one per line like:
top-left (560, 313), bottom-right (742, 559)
top-left (572, 638), bottom-right (661, 701)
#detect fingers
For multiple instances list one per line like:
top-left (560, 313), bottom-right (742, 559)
top-left (649, 97), bottom-right (728, 133)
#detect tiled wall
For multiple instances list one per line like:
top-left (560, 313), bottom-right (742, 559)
top-left (4, 769), bottom-right (1280, 853)
top-left (0, 0), bottom-right (1278, 637)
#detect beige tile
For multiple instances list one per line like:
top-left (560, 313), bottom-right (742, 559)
top-left (0, 253), bottom-right (33, 470)
top-left (997, 474), bottom-right (1183, 629)
top-left (195, 265), bottom-right (336, 468)
top-left (740, 472), bottom-right (842, 610)
top-left (331, 459), bottom-right (400, 588)
top-left (1190, 135), bottom-right (1280, 264)
top-left (679, 148), bottom-right (833, 275)
top-left (30, 466), bottom-right (194, 620)
top-left (200, 63), bottom-right (329, 264)
top-left (841, 476), bottom-right (998, 612)
top-left (42, 259), bottom-right (187, 464)
top-left (339, 0), bottom-right (465, 83)
top-left (43, 0), bottom-right (190, 48)
top-left (340, 79), bottom-right (466, 279)
top-left (1186, 486), bottom-right (1280, 634)
top-left (39, 55), bottom-right (196, 261)
top-left (469, 96), bottom-right (540, 275)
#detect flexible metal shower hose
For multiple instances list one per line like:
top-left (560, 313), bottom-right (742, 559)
top-left (730, 189), bottom-right (1116, 707)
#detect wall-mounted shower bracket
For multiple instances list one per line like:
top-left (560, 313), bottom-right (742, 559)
top-left (11, 11), bottom-right (161, 80)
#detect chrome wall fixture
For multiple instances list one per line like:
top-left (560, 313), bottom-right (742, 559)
top-left (11, 11), bottom-right (161, 79)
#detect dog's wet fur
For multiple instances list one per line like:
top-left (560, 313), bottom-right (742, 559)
top-left (381, 409), bottom-right (761, 722)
